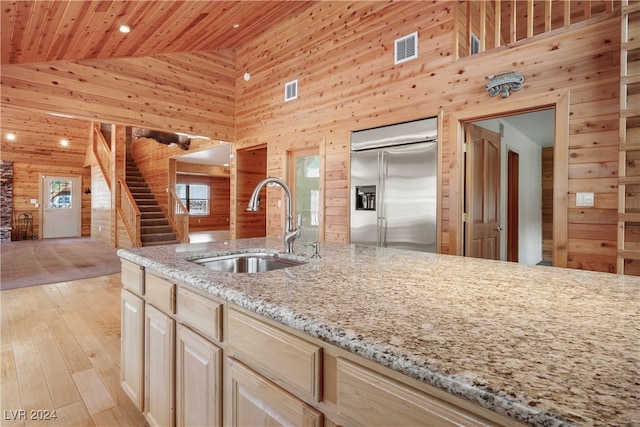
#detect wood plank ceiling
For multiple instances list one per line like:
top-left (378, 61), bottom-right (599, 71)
top-left (0, 0), bottom-right (317, 164)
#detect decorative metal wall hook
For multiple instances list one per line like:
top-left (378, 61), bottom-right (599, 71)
top-left (485, 71), bottom-right (525, 98)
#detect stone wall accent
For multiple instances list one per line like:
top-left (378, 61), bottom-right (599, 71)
top-left (1, 161), bottom-right (13, 242)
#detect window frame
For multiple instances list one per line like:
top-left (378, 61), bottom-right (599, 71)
top-left (175, 183), bottom-right (210, 216)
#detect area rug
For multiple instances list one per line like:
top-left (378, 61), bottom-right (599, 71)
top-left (0, 237), bottom-right (121, 290)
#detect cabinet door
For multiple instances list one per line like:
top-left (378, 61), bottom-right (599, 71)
top-left (121, 289), bottom-right (144, 411)
top-left (176, 324), bottom-right (222, 427)
top-left (229, 359), bottom-right (323, 427)
top-left (145, 303), bottom-right (175, 427)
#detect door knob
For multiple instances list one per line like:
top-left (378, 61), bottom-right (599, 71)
top-left (496, 226), bottom-right (503, 232)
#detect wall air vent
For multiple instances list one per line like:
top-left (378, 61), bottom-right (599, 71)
top-left (394, 32), bottom-right (418, 65)
top-left (285, 79), bottom-right (298, 102)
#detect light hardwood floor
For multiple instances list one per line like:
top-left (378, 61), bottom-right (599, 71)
top-left (1, 274), bottom-right (148, 426)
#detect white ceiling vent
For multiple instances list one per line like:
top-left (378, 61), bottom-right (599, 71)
top-left (394, 32), bottom-right (418, 65)
top-left (285, 79), bottom-right (298, 102)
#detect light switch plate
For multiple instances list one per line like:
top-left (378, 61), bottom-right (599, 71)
top-left (576, 192), bottom-right (594, 207)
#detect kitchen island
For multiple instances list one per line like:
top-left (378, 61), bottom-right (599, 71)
top-left (118, 237), bottom-right (639, 427)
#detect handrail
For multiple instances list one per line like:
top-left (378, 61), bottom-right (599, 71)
top-left (119, 178), bottom-right (142, 247)
top-left (168, 188), bottom-right (189, 243)
top-left (93, 124), bottom-right (111, 188)
top-left (457, 0), bottom-right (618, 58)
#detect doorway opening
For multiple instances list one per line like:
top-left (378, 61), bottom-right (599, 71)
top-left (464, 109), bottom-right (555, 265)
top-left (236, 145), bottom-right (268, 239)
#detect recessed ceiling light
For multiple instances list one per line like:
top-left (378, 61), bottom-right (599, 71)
top-left (232, 23), bottom-right (240, 29)
top-left (6, 133), bottom-right (16, 141)
top-left (119, 24), bottom-right (131, 33)
top-left (60, 139), bottom-right (69, 147)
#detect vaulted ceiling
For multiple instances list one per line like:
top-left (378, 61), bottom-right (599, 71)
top-left (2, 1), bottom-right (317, 65)
top-left (0, 0), bottom-right (318, 165)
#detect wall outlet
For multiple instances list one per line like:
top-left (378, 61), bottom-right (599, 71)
top-left (30, 199), bottom-right (37, 204)
top-left (576, 192), bottom-right (594, 207)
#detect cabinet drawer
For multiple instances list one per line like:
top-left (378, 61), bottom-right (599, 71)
top-left (145, 272), bottom-right (176, 314)
top-left (336, 358), bottom-right (504, 427)
top-left (176, 286), bottom-right (223, 343)
top-left (121, 260), bottom-right (144, 295)
top-left (228, 309), bottom-right (322, 402)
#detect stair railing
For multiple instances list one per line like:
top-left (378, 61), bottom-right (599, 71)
top-left (118, 179), bottom-right (142, 247)
top-left (168, 188), bottom-right (189, 243)
top-left (93, 124), bottom-right (111, 188)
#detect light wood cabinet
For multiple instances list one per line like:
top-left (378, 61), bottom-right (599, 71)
top-left (144, 303), bottom-right (176, 427)
top-left (176, 324), bottom-right (222, 427)
top-left (336, 358), bottom-right (509, 427)
top-left (228, 358), bottom-right (323, 427)
top-left (120, 289), bottom-right (144, 411)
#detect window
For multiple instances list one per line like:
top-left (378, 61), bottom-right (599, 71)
top-left (48, 179), bottom-right (72, 209)
top-left (176, 183), bottom-right (209, 215)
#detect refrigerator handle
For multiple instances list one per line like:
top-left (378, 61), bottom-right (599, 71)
top-left (378, 151), bottom-right (387, 247)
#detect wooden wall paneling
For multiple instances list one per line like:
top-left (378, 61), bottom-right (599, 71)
top-left (1, 51), bottom-right (236, 139)
top-left (91, 163), bottom-right (111, 245)
top-left (235, 1), bottom-right (619, 272)
top-left (11, 163), bottom-right (91, 240)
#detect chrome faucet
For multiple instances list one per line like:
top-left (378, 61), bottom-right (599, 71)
top-left (246, 177), bottom-right (300, 253)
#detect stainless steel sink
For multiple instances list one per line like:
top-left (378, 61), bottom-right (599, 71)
top-left (191, 252), bottom-right (306, 273)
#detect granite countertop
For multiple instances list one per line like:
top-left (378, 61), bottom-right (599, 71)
top-left (118, 237), bottom-right (640, 427)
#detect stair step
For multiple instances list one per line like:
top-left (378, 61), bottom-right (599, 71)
top-left (141, 225), bottom-right (174, 234)
top-left (127, 183), bottom-right (149, 190)
top-left (139, 205), bottom-right (163, 213)
top-left (141, 218), bottom-right (169, 226)
top-left (132, 193), bottom-right (154, 199)
top-left (136, 199), bottom-right (158, 206)
top-left (141, 212), bottom-right (165, 220)
top-left (142, 240), bottom-right (181, 247)
top-left (141, 232), bottom-right (178, 243)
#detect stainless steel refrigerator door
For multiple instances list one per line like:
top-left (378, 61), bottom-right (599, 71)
top-left (380, 142), bottom-right (437, 252)
top-left (350, 149), bottom-right (380, 247)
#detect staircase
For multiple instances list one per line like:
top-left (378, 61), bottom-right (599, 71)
top-left (126, 159), bottom-right (180, 246)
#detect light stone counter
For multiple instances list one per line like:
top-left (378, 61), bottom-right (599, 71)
top-left (118, 237), bottom-right (639, 427)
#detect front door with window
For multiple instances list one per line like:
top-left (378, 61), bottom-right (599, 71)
top-left (42, 175), bottom-right (81, 238)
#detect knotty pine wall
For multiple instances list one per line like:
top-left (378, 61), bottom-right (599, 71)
top-left (0, 2), bottom-right (624, 272)
top-left (234, 1), bottom-right (620, 272)
top-left (11, 163), bottom-right (91, 239)
top-left (90, 163), bottom-right (111, 245)
top-left (1, 50), bottom-right (236, 140)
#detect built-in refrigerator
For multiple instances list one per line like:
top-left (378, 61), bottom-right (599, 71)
top-left (350, 117), bottom-right (437, 252)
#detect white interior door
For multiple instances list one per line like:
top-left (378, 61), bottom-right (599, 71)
top-left (42, 175), bottom-right (81, 238)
